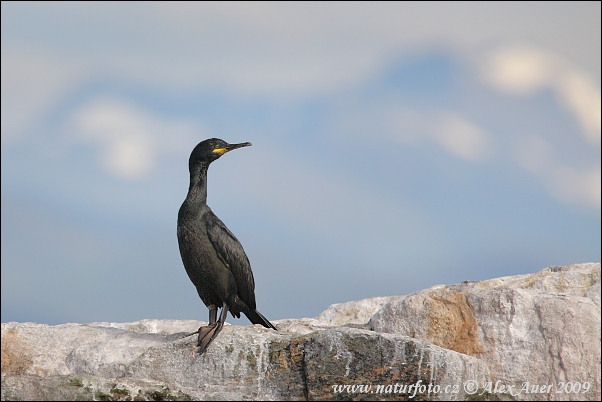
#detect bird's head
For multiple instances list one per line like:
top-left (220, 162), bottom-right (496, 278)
top-left (189, 138), bottom-right (252, 170)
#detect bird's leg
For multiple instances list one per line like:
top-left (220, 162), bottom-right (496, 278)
top-left (207, 303), bottom-right (228, 343)
top-left (180, 306), bottom-right (218, 339)
top-left (208, 306), bottom-right (217, 325)
top-left (197, 303), bottom-right (228, 354)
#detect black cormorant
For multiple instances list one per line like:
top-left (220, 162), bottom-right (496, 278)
top-left (177, 138), bottom-right (276, 354)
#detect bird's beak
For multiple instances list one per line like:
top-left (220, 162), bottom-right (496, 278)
top-left (213, 142), bottom-right (252, 155)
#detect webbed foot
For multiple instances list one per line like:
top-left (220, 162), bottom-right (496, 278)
top-left (197, 323), bottom-right (220, 354)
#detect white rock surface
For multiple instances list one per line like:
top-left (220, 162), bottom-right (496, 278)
top-left (370, 262), bottom-right (601, 401)
top-left (315, 296), bottom-right (403, 326)
top-left (2, 263), bottom-right (600, 401)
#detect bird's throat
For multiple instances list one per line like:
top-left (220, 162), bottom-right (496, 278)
top-left (187, 165), bottom-right (209, 205)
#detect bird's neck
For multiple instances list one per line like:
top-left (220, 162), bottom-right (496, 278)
top-left (186, 163), bottom-right (209, 205)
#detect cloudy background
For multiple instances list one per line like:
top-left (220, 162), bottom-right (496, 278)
top-left (2, 2), bottom-right (600, 325)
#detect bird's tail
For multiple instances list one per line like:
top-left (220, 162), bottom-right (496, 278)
top-left (244, 309), bottom-right (277, 330)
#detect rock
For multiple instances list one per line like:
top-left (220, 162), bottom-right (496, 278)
top-left (2, 323), bottom-right (486, 401)
top-left (370, 262), bottom-right (601, 401)
top-left (2, 263), bottom-right (600, 401)
top-left (315, 296), bottom-right (403, 326)
top-left (86, 319), bottom-right (205, 337)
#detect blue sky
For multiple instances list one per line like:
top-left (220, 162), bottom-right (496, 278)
top-left (1, 2), bottom-right (600, 325)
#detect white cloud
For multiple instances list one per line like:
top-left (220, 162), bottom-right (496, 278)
top-left (513, 134), bottom-right (600, 208)
top-left (481, 44), bottom-right (601, 145)
top-left (483, 46), bottom-right (554, 95)
top-left (556, 71), bottom-right (601, 144)
top-left (434, 113), bottom-right (491, 162)
top-left (1, 47), bottom-right (82, 140)
top-left (3, 3), bottom-right (599, 104)
top-left (550, 165), bottom-right (601, 208)
top-left (70, 98), bottom-right (199, 179)
top-left (332, 100), bottom-right (492, 163)
top-left (482, 44), bottom-right (600, 208)
top-left (513, 135), bottom-right (555, 175)
top-left (2, 3), bottom-right (599, 207)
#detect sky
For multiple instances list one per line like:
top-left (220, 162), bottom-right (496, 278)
top-left (1, 2), bottom-right (600, 326)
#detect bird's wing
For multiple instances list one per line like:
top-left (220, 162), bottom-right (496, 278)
top-left (205, 210), bottom-right (257, 310)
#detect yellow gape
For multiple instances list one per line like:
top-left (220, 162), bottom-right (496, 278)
top-left (212, 148), bottom-right (228, 155)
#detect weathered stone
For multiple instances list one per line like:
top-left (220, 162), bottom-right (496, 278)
top-left (1, 323), bottom-right (486, 401)
top-left (315, 296), bottom-right (403, 326)
top-left (2, 263), bottom-right (599, 401)
top-left (303, 328), bottom-right (488, 401)
top-left (370, 262), bottom-right (601, 401)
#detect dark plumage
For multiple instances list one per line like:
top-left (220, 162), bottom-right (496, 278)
top-left (177, 138), bottom-right (276, 354)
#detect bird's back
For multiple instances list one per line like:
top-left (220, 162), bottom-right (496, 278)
top-left (204, 210), bottom-right (257, 311)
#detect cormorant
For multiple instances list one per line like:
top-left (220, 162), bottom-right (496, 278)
top-left (177, 138), bottom-right (277, 354)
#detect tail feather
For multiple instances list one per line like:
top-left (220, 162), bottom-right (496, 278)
top-left (244, 309), bottom-right (277, 330)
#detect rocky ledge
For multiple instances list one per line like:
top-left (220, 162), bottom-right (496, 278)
top-left (2, 263), bottom-right (600, 401)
